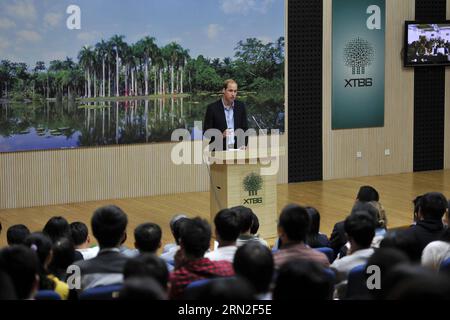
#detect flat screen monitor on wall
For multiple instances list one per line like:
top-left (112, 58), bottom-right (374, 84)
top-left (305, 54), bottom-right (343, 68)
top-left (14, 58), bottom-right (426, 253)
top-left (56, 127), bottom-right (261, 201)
top-left (404, 21), bottom-right (450, 67)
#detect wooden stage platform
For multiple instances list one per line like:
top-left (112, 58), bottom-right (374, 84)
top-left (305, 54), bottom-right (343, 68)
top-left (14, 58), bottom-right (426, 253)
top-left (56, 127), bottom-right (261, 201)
top-left (1, 170), bottom-right (449, 249)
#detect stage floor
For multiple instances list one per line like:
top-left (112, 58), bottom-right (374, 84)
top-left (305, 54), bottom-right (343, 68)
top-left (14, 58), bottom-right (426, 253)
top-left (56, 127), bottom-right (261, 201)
top-left (1, 170), bottom-right (449, 249)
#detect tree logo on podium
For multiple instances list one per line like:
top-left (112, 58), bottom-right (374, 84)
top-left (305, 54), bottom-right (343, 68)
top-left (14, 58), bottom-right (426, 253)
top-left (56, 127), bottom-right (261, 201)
top-left (243, 172), bottom-right (263, 196)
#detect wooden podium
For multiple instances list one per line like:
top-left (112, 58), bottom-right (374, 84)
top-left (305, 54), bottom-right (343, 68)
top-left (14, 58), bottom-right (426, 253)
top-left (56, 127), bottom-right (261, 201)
top-left (208, 149), bottom-right (280, 239)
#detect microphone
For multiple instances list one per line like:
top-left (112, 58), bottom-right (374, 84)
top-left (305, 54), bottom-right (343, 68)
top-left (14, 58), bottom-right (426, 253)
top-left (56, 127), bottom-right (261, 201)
top-left (252, 115), bottom-right (266, 135)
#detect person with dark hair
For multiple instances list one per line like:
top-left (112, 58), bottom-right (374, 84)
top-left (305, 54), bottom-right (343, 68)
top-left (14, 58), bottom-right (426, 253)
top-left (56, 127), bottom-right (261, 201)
top-left (7, 224), bottom-right (30, 245)
top-left (205, 209), bottom-right (240, 262)
top-left (24, 232), bottom-right (70, 299)
top-left (365, 248), bottom-right (410, 300)
top-left (0, 245), bottom-right (38, 299)
top-left (43, 216), bottom-right (71, 243)
top-left (412, 195), bottom-right (423, 224)
top-left (183, 277), bottom-right (255, 300)
top-left (273, 259), bottom-right (332, 300)
top-left (380, 230), bottom-right (423, 262)
top-left (329, 186), bottom-right (381, 256)
top-left (331, 211), bottom-right (376, 284)
top-left (421, 208), bottom-right (450, 270)
top-left (233, 242), bottom-right (274, 299)
top-left (161, 214), bottom-right (189, 264)
top-left (48, 237), bottom-right (77, 282)
top-left (134, 223), bottom-right (162, 254)
top-left (305, 207), bottom-right (330, 248)
top-left (70, 221), bottom-right (99, 260)
top-left (396, 192), bottom-right (447, 256)
top-left (274, 204), bottom-right (329, 269)
top-left (123, 253), bottom-right (169, 290)
top-left (169, 217), bottom-right (234, 299)
top-left (0, 270), bottom-right (17, 300)
top-left (119, 277), bottom-right (167, 300)
top-left (232, 206), bottom-right (268, 247)
top-left (73, 205), bottom-right (130, 290)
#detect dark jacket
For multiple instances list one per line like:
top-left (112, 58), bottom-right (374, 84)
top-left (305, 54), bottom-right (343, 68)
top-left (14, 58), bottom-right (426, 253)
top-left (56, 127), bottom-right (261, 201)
top-left (397, 219), bottom-right (445, 255)
top-left (203, 99), bottom-right (248, 150)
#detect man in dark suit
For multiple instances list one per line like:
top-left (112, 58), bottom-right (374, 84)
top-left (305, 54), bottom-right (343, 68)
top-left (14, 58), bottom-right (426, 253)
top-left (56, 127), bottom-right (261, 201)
top-left (203, 79), bottom-right (248, 150)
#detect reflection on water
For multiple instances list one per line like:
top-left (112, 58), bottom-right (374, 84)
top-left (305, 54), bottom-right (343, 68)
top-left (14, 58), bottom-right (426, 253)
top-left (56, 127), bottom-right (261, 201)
top-left (0, 95), bottom-right (284, 152)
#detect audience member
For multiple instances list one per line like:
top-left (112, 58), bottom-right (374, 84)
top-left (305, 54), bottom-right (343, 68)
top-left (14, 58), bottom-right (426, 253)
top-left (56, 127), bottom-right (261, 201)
top-left (119, 277), bottom-right (167, 300)
top-left (123, 253), bottom-right (169, 290)
top-left (274, 204), bottom-right (329, 269)
top-left (43, 216), bottom-right (71, 243)
top-left (205, 209), bottom-right (240, 263)
top-left (161, 214), bottom-right (189, 264)
top-left (73, 205), bottom-right (130, 290)
top-left (169, 217), bottom-right (234, 299)
top-left (48, 237), bottom-right (77, 282)
top-left (305, 207), bottom-right (330, 248)
top-left (6, 224), bottom-right (30, 246)
top-left (232, 206), bottom-right (268, 247)
top-left (233, 242), bottom-right (274, 300)
top-left (70, 221), bottom-right (99, 260)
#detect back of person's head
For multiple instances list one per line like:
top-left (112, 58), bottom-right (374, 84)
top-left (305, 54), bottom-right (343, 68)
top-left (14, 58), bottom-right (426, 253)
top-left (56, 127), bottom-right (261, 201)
top-left (365, 248), bottom-right (410, 300)
top-left (306, 207), bottom-right (321, 235)
top-left (0, 270), bottom-right (17, 300)
top-left (273, 259), bottom-right (332, 300)
top-left (119, 277), bottom-right (167, 300)
top-left (231, 206), bottom-right (254, 233)
top-left (412, 195), bottom-right (423, 221)
top-left (7, 224), bottom-right (30, 245)
top-left (233, 242), bottom-right (274, 294)
top-left (70, 221), bottom-right (89, 246)
top-left (91, 205), bottom-right (128, 248)
top-left (170, 215), bottom-right (189, 245)
top-left (43, 216), bottom-right (71, 243)
top-left (344, 211), bottom-right (376, 248)
top-left (184, 277), bottom-right (255, 300)
top-left (356, 185), bottom-right (380, 202)
top-left (214, 209), bottom-right (241, 242)
top-left (249, 212), bottom-right (260, 235)
top-left (0, 245), bottom-right (38, 299)
top-left (180, 217), bottom-right (211, 258)
top-left (419, 192), bottom-right (448, 220)
top-left (123, 253), bottom-right (169, 290)
top-left (380, 231), bottom-right (423, 262)
top-left (383, 264), bottom-right (445, 299)
top-left (134, 223), bottom-right (162, 253)
top-left (24, 232), bottom-right (53, 267)
top-left (351, 201), bottom-right (379, 222)
top-left (278, 204), bottom-right (310, 242)
top-left (387, 274), bottom-right (450, 299)
top-left (48, 237), bottom-right (76, 275)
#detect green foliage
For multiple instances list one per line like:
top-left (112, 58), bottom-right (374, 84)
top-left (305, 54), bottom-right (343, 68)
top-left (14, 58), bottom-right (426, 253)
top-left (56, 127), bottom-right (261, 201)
top-left (243, 172), bottom-right (263, 193)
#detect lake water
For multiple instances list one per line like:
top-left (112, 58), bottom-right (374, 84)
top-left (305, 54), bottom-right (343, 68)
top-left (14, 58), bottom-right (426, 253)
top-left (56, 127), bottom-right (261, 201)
top-left (0, 94), bottom-right (284, 152)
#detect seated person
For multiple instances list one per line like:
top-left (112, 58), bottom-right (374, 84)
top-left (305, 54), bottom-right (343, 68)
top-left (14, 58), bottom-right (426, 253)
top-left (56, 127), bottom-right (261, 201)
top-left (7, 224), bottom-right (30, 246)
top-left (160, 214), bottom-right (189, 264)
top-left (70, 222), bottom-right (99, 260)
top-left (305, 207), bottom-right (330, 248)
top-left (232, 206), bottom-right (268, 247)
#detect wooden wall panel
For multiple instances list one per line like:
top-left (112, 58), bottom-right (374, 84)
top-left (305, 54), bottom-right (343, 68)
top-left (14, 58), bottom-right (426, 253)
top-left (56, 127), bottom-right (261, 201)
top-left (0, 135), bottom-right (287, 209)
top-left (323, 0), bottom-right (415, 180)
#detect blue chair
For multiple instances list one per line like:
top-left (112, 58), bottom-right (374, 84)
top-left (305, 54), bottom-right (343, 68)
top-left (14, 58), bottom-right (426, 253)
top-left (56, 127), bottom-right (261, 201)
top-left (35, 290), bottom-right (61, 300)
top-left (185, 278), bottom-right (213, 290)
top-left (323, 268), bottom-right (336, 299)
top-left (345, 264), bottom-right (367, 299)
top-left (79, 284), bottom-right (123, 300)
top-left (440, 257), bottom-right (450, 274)
top-left (315, 247), bottom-right (335, 264)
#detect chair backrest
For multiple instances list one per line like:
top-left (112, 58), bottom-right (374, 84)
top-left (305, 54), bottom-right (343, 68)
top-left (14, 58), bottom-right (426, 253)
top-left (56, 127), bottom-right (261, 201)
top-left (323, 268), bottom-right (336, 299)
top-left (79, 284), bottom-right (123, 300)
top-left (185, 278), bottom-right (213, 290)
top-left (440, 257), bottom-right (450, 274)
top-left (315, 247), bottom-right (335, 264)
top-left (345, 264), bottom-right (367, 299)
top-left (35, 290), bottom-right (61, 300)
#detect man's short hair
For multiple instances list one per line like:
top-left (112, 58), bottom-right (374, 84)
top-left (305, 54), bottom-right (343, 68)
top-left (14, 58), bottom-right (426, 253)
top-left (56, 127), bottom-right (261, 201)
top-left (278, 204), bottom-right (310, 242)
top-left (231, 206), bottom-right (254, 233)
top-left (250, 212), bottom-right (260, 235)
top-left (70, 222), bottom-right (89, 246)
top-left (0, 245), bottom-right (38, 299)
top-left (214, 209), bottom-right (241, 242)
top-left (356, 186), bottom-right (379, 202)
top-left (223, 79), bottom-right (237, 90)
top-left (180, 217), bottom-right (211, 258)
top-left (344, 211), bottom-right (376, 247)
top-left (134, 223), bottom-right (162, 253)
top-left (419, 192), bottom-right (448, 220)
top-left (91, 205), bottom-right (128, 248)
top-left (123, 253), bottom-right (169, 289)
top-left (170, 215), bottom-right (189, 245)
top-left (7, 224), bottom-right (30, 245)
top-left (119, 277), bottom-right (167, 300)
top-left (43, 216), bottom-right (71, 243)
top-left (233, 242), bottom-right (274, 294)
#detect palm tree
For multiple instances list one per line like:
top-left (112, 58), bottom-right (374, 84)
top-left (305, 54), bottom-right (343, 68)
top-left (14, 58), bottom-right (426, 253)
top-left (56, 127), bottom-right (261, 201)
top-left (78, 46), bottom-right (95, 98)
top-left (109, 35), bottom-right (126, 96)
top-left (136, 36), bottom-right (158, 96)
top-left (95, 40), bottom-right (109, 97)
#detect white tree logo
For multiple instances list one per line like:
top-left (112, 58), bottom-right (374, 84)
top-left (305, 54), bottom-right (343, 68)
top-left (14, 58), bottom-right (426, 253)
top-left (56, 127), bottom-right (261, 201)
top-left (344, 37), bottom-right (375, 75)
